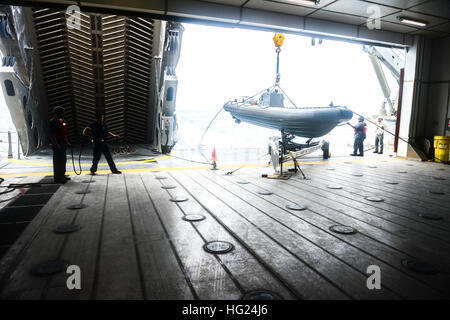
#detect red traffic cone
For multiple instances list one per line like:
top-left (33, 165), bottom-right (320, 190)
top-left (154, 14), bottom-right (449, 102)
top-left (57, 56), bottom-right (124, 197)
top-left (211, 145), bottom-right (218, 170)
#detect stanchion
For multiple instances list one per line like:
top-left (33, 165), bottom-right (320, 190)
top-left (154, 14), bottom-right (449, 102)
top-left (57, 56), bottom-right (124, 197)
top-left (17, 134), bottom-right (20, 160)
top-left (7, 131), bottom-right (12, 159)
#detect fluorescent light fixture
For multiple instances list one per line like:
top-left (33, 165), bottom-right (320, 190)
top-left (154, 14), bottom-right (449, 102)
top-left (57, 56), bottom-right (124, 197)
top-left (397, 16), bottom-right (428, 27)
top-left (287, 0), bottom-right (320, 6)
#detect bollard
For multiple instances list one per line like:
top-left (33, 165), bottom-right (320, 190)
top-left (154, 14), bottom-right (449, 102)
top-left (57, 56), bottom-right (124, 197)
top-left (8, 131), bottom-right (12, 158)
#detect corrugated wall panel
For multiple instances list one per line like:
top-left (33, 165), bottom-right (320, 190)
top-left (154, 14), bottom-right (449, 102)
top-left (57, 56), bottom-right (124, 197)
top-left (33, 9), bottom-right (156, 144)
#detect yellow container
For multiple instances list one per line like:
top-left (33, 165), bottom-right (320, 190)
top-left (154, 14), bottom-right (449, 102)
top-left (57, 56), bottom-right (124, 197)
top-left (433, 136), bottom-right (450, 162)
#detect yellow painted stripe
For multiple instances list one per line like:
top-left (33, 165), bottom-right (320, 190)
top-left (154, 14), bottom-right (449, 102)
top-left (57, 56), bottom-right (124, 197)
top-left (0, 158), bottom-right (401, 178)
top-left (7, 155), bottom-right (171, 167)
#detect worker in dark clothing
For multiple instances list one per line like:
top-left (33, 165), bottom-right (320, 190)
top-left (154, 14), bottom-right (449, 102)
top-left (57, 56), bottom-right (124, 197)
top-left (82, 112), bottom-right (122, 175)
top-left (49, 107), bottom-right (71, 183)
top-left (349, 116), bottom-right (367, 157)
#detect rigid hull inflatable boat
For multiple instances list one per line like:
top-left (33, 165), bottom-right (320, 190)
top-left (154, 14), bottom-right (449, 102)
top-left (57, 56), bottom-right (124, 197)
top-left (224, 90), bottom-right (353, 138)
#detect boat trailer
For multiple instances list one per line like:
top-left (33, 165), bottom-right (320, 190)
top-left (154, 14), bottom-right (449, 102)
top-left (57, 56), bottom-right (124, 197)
top-left (267, 130), bottom-right (330, 179)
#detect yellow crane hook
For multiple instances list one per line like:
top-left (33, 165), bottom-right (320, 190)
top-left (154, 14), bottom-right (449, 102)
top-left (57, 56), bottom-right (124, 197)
top-left (273, 33), bottom-right (285, 48)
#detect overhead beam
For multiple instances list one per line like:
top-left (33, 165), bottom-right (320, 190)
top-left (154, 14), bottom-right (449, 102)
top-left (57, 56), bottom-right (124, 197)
top-left (8, 0), bottom-right (414, 47)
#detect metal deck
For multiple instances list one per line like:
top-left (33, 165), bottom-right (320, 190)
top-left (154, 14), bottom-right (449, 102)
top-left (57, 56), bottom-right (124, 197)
top-left (0, 158), bottom-right (449, 299)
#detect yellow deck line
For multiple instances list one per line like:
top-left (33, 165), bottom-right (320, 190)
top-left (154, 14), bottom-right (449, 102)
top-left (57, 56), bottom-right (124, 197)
top-left (7, 155), bottom-right (171, 167)
top-left (0, 158), bottom-right (402, 178)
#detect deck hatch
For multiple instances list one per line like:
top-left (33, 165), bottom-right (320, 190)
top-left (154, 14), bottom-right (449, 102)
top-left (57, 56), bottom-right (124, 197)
top-left (203, 241), bottom-right (234, 254)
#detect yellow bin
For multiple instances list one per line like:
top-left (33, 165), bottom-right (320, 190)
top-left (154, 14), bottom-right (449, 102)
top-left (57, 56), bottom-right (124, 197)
top-left (434, 136), bottom-right (450, 162)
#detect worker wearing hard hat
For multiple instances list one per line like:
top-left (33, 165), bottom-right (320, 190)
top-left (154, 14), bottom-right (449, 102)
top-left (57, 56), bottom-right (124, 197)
top-left (374, 117), bottom-right (387, 154)
top-left (348, 116), bottom-right (367, 157)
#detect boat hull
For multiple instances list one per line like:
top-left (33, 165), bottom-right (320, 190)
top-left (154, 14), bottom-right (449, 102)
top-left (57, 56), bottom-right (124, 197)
top-left (224, 102), bottom-right (353, 138)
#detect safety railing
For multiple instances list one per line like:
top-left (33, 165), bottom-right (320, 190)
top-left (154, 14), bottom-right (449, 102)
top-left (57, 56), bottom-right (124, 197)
top-left (0, 130), bottom-right (21, 159)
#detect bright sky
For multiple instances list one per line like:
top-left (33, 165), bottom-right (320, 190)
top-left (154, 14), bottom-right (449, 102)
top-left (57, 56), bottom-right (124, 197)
top-left (175, 23), bottom-right (400, 150)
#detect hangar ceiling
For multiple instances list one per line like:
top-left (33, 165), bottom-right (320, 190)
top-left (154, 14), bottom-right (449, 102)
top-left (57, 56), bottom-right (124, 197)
top-left (164, 0), bottom-right (450, 42)
top-left (236, 0), bottom-right (450, 37)
top-left (14, 0), bottom-right (450, 47)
